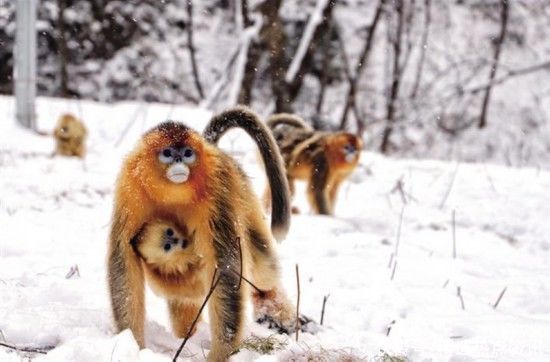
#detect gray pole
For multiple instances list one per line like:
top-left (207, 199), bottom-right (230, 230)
top-left (14, 0), bottom-right (37, 130)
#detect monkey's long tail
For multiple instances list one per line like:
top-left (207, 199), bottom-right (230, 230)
top-left (266, 113), bottom-right (313, 131)
top-left (203, 106), bottom-right (291, 242)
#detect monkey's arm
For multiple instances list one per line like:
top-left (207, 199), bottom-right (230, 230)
top-left (309, 154), bottom-right (331, 215)
top-left (107, 208), bottom-right (146, 347)
top-left (203, 106), bottom-right (290, 242)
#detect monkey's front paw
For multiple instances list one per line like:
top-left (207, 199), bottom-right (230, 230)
top-left (291, 206), bottom-right (301, 214)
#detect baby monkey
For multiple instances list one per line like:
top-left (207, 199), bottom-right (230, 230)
top-left (267, 113), bottom-right (363, 215)
top-left (53, 113), bottom-right (87, 158)
top-left (132, 220), bottom-right (209, 336)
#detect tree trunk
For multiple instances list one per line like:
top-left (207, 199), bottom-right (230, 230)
top-left (57, 0), bottom-right (69, 97)
top-left (259, 0), bottom-right (291, 112)
top-left (338, 0), bottom-right (385, 130)
top-left (478, 0), bottom-right (509, 129)
top-left (315, 19), bottom-right (333, 115)
top-left (286, 0), bottom-right (336, 104)
top-left (186, 0), bottom-right (204, 100)
top-left (410, 0), bottom-right (431, 99)
top-left (238, 0), bottom-right (263, 105)
top-left (380, 0), bottom-right (404, 153)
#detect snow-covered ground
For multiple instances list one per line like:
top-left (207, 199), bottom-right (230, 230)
top-left (0, 96), bottom-right (549, 361)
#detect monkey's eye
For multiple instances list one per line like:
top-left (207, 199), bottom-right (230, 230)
top-left (181, 147), bottom-right (196, 164)
top-left (61, 126), bottom-right (68, 133)
top-left (344, 144), bottom-right (356, 154)
top-left (159, 148), bottom-right (175, 164)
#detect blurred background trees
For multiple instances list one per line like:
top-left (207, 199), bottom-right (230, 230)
top-left (1, 0), bottom-right (549, 166)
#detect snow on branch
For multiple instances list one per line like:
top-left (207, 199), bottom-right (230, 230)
top-left (285, 0), bottom-right (331, 84)
top-left (227, 15), bottom-right (263, 106)
top-left (203, 12), bottom-right (262, 110)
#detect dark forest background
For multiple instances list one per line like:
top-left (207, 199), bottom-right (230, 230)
top-left (1, 0), bottom-right (549, 166)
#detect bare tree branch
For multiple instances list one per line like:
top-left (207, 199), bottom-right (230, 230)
top-left (285, 0), bottom-right (337, 107)
top-left (0, 342), bottom-right (54, 354)
top-left (465, 59), bottom-right (550, 94)
top-left (186, 0), bottom-right (204, 100)
top-left (315, 18), bottom-right (333, 115)
top-left (57, 0), bottom-right (69, 97)
top-left (381, 0), bottom-right (404, 153)
top-left (410, 0), bottom-right (431, 99)
top-left (478, 0), bottom-right (509, 128)
top-left (338, 0), bottom-right (386, 131)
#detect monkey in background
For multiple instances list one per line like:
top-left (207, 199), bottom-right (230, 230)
top-left (266, 113), bottom-right (363, 215)
top-left (108, 106), bottom-right (307, 361)
top-left (53, 113), bottom-right (87, 158)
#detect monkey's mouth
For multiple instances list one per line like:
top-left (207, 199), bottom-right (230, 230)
top-left (166, 163), bottom-right (190, 183)
top-left (344, 152), bottom-right (357, 163)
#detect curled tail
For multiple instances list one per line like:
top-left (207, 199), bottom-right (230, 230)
top-left (266, 113), bottom-right (313, 131)
top-left (203, 106), bottom-right (291, 242)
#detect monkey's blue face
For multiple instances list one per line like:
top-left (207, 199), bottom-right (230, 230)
top-left (158, 146), bottom-right (197, 183)
top-left (343, 143), bottom-right (358, 163)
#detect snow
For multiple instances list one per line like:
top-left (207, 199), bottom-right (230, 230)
top-left (1, 95), bottom-right (549, 361)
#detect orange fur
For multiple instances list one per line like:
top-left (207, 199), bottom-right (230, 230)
top-left (53, 113), bottom-right (87, 158)
top-left (286, 132), bottom-right (362, 215)
top-left (108, 117), bottom-right (297, 361)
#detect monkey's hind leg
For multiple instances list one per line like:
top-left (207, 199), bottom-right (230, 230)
top-left (207, 269), bottom-right (247, 361)
top-left (168, 300), bottom-right (202, 338)
top-left (247, 226), bottom-right (314, 334)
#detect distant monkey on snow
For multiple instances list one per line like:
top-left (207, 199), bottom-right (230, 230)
top-left (53, 113), bottom-right (87, 158)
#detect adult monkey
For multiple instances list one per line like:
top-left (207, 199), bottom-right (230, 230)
top-left (107, 106), bottom-right (305, 361)
top-left (267, 113), bottom-right (363, 215)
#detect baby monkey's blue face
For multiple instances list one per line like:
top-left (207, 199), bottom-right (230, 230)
top-left (162, 227), bottom-right (189, 252)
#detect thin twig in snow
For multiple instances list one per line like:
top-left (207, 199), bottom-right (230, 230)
top-left (386, 320), bottom-right (396, 336)
top-left (320, 294), bottom-right (330, 326)
top-left (237, 237), bottom-right (243, 290)
top-left (173, 268), bottom-right (220, 361)
top-left (452, 209), bottom-right (457, 259)
top-left (0, 342), bottom-right (54, 354)
top-left (457, 286), bottom-right (465, 310)
top-left (388, 252), bottom-right (394, 269)
top-left (295, 264), bottom-right (301, 342)
top-left (65, 264), bottom-right (80, 279)
top-left (493, 287), bottom-right (507, 310)
top-left (439, 162), bottom-right (460, 209)
top-left (442, 279), bottom-right (449, 288)
top-left (390, 260), bottom-right (398, 280)
top-left (394, 205), bottom-right (405, 257)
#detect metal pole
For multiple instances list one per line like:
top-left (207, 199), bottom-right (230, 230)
top-left (14, 0), bottom-right (37, 130)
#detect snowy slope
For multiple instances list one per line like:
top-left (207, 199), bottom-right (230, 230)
top-left (0, 96), bottom-right (549, 361)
